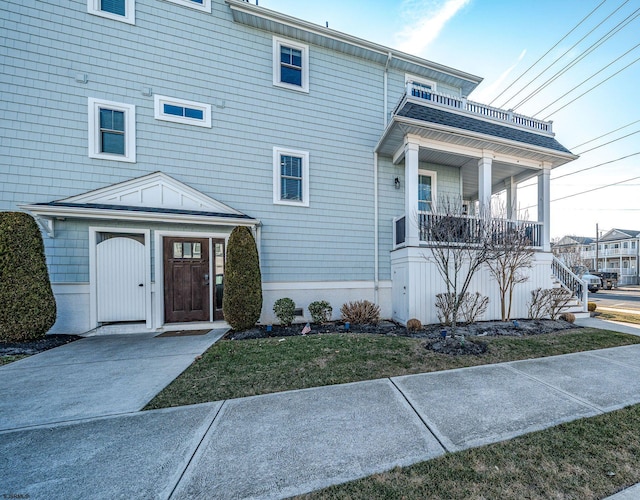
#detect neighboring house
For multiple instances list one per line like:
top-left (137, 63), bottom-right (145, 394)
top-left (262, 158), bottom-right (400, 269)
top-left (1, 0), bottom-right (578, 334)
top-left (556, 230), bottom-right (640, 285)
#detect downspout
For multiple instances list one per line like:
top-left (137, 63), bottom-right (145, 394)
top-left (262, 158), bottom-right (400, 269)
top-left (375, 53), bottom-right (392, 305)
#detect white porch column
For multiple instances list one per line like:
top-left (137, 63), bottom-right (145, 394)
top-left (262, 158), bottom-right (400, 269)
top-left (538, 164), bottom-right (551, 252)
top-left (505, 176), bottom-right (517, 220)
top-left (404, 140), bottom-right (420, 246)
top-left (478, 156), bottom-right (492, 211)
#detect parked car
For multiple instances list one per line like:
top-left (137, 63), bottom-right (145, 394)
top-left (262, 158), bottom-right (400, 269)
top-left (591, 271), bottom-right (618, 290)
top-left (572, 266), bottom-right (602, 293)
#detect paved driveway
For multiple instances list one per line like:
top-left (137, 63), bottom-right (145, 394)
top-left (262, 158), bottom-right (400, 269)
top-left (0, 330), bottom-right (227, 431)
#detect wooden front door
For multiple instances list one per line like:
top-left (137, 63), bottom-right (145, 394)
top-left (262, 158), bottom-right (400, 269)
top-left (164, 237), bottom-right (210, 323)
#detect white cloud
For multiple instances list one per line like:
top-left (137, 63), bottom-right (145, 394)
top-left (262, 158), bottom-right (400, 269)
top-left (472, 49), bottom-right (527, 103)
top-left (395, 0), bottom-right (471, 56)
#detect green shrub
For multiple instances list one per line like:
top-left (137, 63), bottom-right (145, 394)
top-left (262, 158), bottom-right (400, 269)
top-left (273, 298), bottom-right (296, 326)
top-left (340, 300), bottom-right (380, 325)
top-left (588, 302), bottom-right (597, 312)
top-left (222, 226), bottom-right (262, 331)
top-left (308, 300), bottom-right (332, 324)
top-left (0, 212), bottom-right (56, 342)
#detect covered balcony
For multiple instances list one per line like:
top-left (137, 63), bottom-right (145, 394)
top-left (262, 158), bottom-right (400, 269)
top-left (377, 81), bottom-right (578, 253)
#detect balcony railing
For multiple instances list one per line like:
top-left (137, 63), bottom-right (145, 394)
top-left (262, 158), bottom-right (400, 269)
top-left (394, 214), bottom-right (543, 248)
top-left (396, 82), bottom-right (554, 135)
top-left (583, 248), bottom-right (639, 258)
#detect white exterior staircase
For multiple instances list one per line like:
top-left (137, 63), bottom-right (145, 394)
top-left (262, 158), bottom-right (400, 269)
top-left (551, 257), bottom-right (590, 319)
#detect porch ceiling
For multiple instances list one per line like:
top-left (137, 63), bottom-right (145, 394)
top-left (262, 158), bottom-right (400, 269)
top-left (417, 149), bottom-right (533, 200)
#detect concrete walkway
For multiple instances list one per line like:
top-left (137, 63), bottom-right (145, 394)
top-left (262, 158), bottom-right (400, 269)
top-left (0, 329), bottom-right (227, 430)
top-left (1, 321), bottom-right (640, 499)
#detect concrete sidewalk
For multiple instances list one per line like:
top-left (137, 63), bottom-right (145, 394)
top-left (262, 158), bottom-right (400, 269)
top-left (2, 326), bottom-right (640, 499)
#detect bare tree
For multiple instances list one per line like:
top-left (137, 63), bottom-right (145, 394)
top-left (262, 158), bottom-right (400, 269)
top-left (485, 205), bottom-right (535, 321)
top-left (422, 197), bottom-right (491, 330)
top-left (552, 242), bottom-right (585, 269)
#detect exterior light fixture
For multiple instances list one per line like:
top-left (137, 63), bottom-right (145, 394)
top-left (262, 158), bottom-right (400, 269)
top-left (394, 177), bottom-right (400, 189)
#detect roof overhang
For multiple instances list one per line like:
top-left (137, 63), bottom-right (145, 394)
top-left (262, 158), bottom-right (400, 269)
top-left (20, 202), bottom-right (261, 238)
top-left (377, 114), bottom-right (579, 170)
top-left (225, 0), bottom-right (482, 97)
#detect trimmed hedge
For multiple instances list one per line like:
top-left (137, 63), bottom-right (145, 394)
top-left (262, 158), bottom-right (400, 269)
top-left (222, 226), bottom-right (262, 331)
top-left (0, 212), bottom-right (56, 341)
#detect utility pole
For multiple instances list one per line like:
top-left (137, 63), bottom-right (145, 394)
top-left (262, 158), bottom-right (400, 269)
top-left (595, 223), bottom-right (599, 272)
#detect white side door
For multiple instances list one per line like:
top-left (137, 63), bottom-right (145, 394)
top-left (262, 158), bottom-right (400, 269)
top-left (97, 237), bottom-right (146, 322)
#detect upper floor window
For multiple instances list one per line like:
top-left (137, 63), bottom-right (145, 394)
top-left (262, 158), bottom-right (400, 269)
top-left (88, 0), bottom-right (135, 24)
top-left (406, 74), bottom-right (437, 100)
top-left (273, 147), bottom-right (309, 207)
top-left (88, 98), bottom-right (136, 162)
top-left (164, 0), bottom-right (211, 12)
top-left (273, 37), bottom-right (309, 93)
top-left (154, 95), bottom-right (212, 128)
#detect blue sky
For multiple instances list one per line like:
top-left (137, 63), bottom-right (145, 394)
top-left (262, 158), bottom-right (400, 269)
top-left (262, 0), bottom-right (640, 239)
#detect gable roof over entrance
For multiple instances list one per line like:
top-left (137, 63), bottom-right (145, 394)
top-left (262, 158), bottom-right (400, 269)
top-left (21, 172), bottom-right (259, 236)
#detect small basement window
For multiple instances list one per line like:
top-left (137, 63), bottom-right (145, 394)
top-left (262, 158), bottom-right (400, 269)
top-left (154, 95), bottom-right (212, 128)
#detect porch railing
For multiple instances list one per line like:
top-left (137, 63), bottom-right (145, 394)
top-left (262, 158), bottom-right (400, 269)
top-left (418, 213), bottom-right (543, 248)
top-left (552, 256), bottom-right (588, 311)
top-left (396, 82), bottom-right (554, 135)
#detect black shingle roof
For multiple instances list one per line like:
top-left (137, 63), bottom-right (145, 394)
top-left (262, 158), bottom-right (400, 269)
top-left (397, 102), bottom-right (573, 154)
top-left (35, 202), bottom-right (255, 220)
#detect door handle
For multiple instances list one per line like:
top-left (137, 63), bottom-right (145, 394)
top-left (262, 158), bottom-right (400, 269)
top-left (138, 283), bottom-right (144, 287)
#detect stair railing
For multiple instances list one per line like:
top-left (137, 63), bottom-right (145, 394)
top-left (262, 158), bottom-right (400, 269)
top-left (552, 256), bottom-right (588, 312)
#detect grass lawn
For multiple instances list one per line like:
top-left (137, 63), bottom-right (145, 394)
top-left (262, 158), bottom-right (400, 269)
top-left (299, 403), bottom-right (640, 500)
top-left (145, 327), bottom-right (640, 409)
top-left (597, 310), bottom-right (640, 325)
top-left (0, 354), bottom-right (28, 366)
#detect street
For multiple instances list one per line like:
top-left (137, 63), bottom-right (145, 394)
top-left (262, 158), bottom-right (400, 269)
top-left (589, 288), bottom-right (640, 312)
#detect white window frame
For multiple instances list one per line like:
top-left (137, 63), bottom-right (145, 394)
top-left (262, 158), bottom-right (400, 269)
top-left (273, 147), bottom-right (309, 207)
top-left (88, 0), bottom-right (135, 25)
top-left (154, 95), bottom-right (212, 128)
top-left (418, 169), bottom-right (437, 214)
top-left (273, 36), bottom-right (309, 93)
top-left (163, 0), bottom-right (211, 13)
top-left (405, 74), bottom-right (437, 92)
top-left (88, 98), bottom-right (136, 163)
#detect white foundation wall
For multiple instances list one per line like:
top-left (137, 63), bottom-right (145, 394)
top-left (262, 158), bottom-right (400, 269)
top-left (49, 284), bottom-right (91, 334)
top-left (261, 281), bottom-right (393, 325)
top-left (48, 281), bottom-right (393, 333)
top-left (391, 248), bottom-right (555, 325)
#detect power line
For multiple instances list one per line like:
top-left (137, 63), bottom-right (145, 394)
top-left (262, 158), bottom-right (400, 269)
top-left (533, 41), bottom-right (640, 118)
top-left (488, 0), bottom-right (609, 107)
top-left (497, 0), bottom-right (631, 109)
top-left (552, 175), bottom-right (640, 202)
top-left (520, 175), bottom-right (640, 209)
top-left (517, 151), bottom-right (640, 189)
top-left (542, 54), bottom-right (640, 119)
top-left (575, 129), bottom-right (640, 155)
top-left (570, 118), bottom-right (640, 149)
top-left (511, 4), bottom-right (640, 111)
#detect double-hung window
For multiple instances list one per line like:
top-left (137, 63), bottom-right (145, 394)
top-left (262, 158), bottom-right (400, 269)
top-left (273, 37), bottom-right (309, 93)
top-left (273, 147), bottom-right (309, 207)
top-left (88, 0), bottom-right (135, 24)
top-left (418, 170), bottom-right (437, 213)
top-left (88, 98), bottom-right (136, 162)
top-left (154, 95), bottom-right (212, 128)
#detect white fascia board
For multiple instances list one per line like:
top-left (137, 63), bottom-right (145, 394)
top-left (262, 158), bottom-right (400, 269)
top-left (20, 204), bottom-right (260, 227)
top-left (225, 0), bottom-right (482, 90)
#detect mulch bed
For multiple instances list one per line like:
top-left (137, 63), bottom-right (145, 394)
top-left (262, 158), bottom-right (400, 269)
top-left (227, 319), bottom-right (578, 341)
top-left (0, 334), bottom-right (84, 356)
